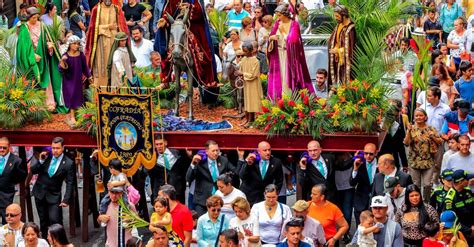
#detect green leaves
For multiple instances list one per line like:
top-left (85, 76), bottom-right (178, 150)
top-left (207, 9), bottom-right (228, 43)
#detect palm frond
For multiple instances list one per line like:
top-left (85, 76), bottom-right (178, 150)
top-left (208, 9), bottom-right (228, 42)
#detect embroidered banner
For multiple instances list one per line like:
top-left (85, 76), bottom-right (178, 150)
top-left (97, 93), bottom-right (156, 176)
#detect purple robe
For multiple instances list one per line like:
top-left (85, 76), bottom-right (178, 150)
top-left (58, 52), bottom-right (92, 109)
top-left (267, 20), bottom-right (313, 100)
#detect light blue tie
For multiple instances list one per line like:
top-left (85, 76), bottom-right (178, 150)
top-left (261, 160), bottom-right (268, 179)
top-left (163, 153), bottom-right (170, 170)
top-left (0, 156), bottom-right (5, 175)
top-left (48, 157), bottom-right (58, 177)
top-left (317, 160), bottom-right (326, 178)
top-left (210, 160), bottom-right (218, 194)
top-left (367, 162), bottom-right (373, 184)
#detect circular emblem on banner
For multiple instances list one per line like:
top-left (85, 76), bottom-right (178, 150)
top-left (115, 122), bottom-right (138, 151)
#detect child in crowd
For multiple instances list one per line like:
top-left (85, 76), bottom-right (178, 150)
top-left (149, 197), bottom-right (172, 233)
top-left (357, 210), bottom-right (382, 247)
top-left (99, 158), bottom-right (129, 214)
top-left (422, 222), bottom-right (444, 247)
top-left (237, 41), bottom-right (263, 127)
top-left (191, 210), bottom-right (199, 247)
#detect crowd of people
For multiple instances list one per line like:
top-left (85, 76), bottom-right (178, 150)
top-left (1, 0), bottom-right (474, 246)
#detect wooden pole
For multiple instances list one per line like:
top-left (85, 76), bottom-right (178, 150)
top-left (18, 146), bottom-right (27, 222)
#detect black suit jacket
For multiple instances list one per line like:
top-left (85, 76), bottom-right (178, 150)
top-left (350, 163), bottom-right (377, 212)
top-left (149, 149), bottom-right (190, 197)
top-left (372, 169), bottom-right (413, 197)
top-left (186, 156), bottom-right (237, 207)
top-left (297, 153), bottom-right (335, 201)
top-left (31, 154), bottom-right (76, 204)
top-left (238, 156), bottom-right (283, 205)
top-left (0, 153), bottom-right (26, 208)
top-left (379, 115), bottom-right (408, 169)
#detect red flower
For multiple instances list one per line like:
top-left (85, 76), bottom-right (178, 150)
top-left (152, 121), bottom-right (158, 127)
top-left (301, 92), bottom-right (305, 99)
top-left (288, 100), bottom-right (296, 107)
top-left (285, 124), bottom-right (289, 129)
top-left (280, 114), bottom-right (285, 120)
top-left (297, 110), bottom-right (305, 118)
top-left (83, 114), bottom-right (93, 119)
top-left (303, 96), bottom-right (309, 105)
top-left (278, 99), bottom-right (285, 109)
top-left (262, 106), bottom-right (270, 113)
top-left (264, 124), bottom-right (271, 131)
top-left (266, 115), bottom-right (271, 121)
top-left (309, 110), bottom-right (315, 117)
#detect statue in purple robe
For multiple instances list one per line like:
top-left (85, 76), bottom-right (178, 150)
top-left (267, 3), bottom-right (313, 100)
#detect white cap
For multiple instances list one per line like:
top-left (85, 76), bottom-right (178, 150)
top-left (371, 196), bottom-right (388, 208)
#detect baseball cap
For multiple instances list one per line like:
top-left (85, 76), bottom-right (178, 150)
top-left (457, 100), bottom-right (470, 114)
top-left (384, 177), bottom-right (400, 194)
top-left (440, 210), bottom-right (457, 228)
top-left (292, 200), bottom-right (310, 212)
top-left (452, 169), bottom-right (467, 183)
top-left (441, 169), bottom-right (454, 181)
top-left (371, 196), bottom-right (388, 208)
top-left (110, 187), bottom-right (124, 193)
top-left (428, 76), bottom-right (440, 87)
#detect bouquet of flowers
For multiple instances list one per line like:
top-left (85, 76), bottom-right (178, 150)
top-left (75, 88), bottom-right (98, 135)
top-left (0, 70), bottom-right (51, 129)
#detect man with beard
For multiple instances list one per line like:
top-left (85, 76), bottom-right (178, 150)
top-left (328, 5), bottom-right (355, 86)
top-left (130, 25), bottom-right (154, 68)
top-left (85, 0), bottom-right (128, 87)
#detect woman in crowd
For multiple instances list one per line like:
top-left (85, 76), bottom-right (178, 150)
top-left (240, 17), bottom-right (257, 43)
top-left (403, 108), bottom-right (443, 201)
top-left (18, 223), bottom-right (49, 247)
top-left (40, 2), bottom-right (62, 27)
top-left (250, 184), bottom-right (292, 245)
top-left (439, 0), bottom-right (462, 42)
top-left (258, 15), bottom-right (273, 53)
top-left (447, 17), bottom-right (467, 69)
top-left (196, 195), bottom-right (230, 247)
top-left (215, 174), bottom-right (247, 219)
top-left (223, 29), bottom-right (242, 62)
top-left (267, 3), bottom-right (313, 99)
top-left (431, 63), bottom-right (458, 108)
top-left (307, 184), bottom-right (349, 247)
top-left (395, 184), bottom-right (439, 246)
top-left (243, 2), bottom-right (253, 17)
top-left (230, 197), bottom-right (261, 247)
top-left (253, 6), bottom-right (264, 31)
top-left (47, 224), bottom-right (73, 247)
top-left (67, 0), bottom-right (86, 39)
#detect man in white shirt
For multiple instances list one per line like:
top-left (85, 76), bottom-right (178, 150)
top-left (131, 25), bottom-right (154, 68)
top-left (416, 78), bottom-right (449, 108)
top-left (292, 200), bottom-right (326, 246)
top-left (0, 204), bottom-right (24, 247)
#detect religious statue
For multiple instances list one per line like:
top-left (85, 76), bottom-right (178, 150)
top-left (107, 32), bottom-right (136, 88)
top-left (267, 3), bottom-right (313, 100)
top-left (156, 0), bottom-right (219, 105)
top-left (328, 5), bottom-right (355, 86)
top-left (16, 7), bottom-right (68, 113)
top-left (85, 0), bottom-right (128, 88)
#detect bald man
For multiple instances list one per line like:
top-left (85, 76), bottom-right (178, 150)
top-left (350, 143), bottom-right (379, 225)
top-left (238, 141), bottom-right (283, 205)
top-left (297, 140), bottom-right (336, 201)
top-left (0, 203), bottom-right (24, 246)
top-left (372, 154), bottom-right (413, 197)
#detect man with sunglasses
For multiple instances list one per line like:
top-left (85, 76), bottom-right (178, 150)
top-left (0, 203), bottom-right (24, 247)
top-left (350, 143), bottom-right (379, 226)
top-left (0, 137), bottom-right (26, 225)
top-left (351, 196), bottom-right (403, 247)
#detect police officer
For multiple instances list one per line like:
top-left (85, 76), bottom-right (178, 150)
top-left (443, 169), bottom-right (474, 245)
top-left (430, 169), bottom-right (453, 215)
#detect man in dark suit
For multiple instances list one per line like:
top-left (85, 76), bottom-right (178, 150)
top-left (379, 100), bottom-right (408, 170)
top-left (186, 140), bottom-right (238, 216)
top-left (31, 137), bottom-right (76, 237)
top-left (372, 154), bottom-right (413, 197)
top-left (238, 141), bottom-right (283, 205)
top-left (0, 137), bottom-right (26, 224)
top-left (350, 143), bottom-right (378, 225)
top-left (297, 140), bottom-right (335, 201)
top-left (148, 135), bottom-right (191, 204)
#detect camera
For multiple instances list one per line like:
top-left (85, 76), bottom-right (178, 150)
top-left (352, 151), bottom-right (366, 163)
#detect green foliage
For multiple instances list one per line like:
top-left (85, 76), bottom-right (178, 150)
top-left (208, 9), bottom-right (228, 43)
top-left (410, 37), bottom-right (432, 119)
top-left (75, 88), bottom-right (98, 136)
top-left (0, 68), bottom-right (51, 129)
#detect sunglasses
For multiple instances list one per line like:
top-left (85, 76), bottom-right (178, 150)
top-left (237, 55), bottom-right (243, 58)
top-left (210, 208), bottom-right (221, 213)
top-left (364, 152), bottom-right (375, 156)
top-left (0, 146), bottom-right (8, 150)
top-left (6, 213), bottom-right (19, 217)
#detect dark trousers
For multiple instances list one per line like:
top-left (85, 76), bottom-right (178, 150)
top-left (335, 188), bottom-right (354, 228)
top-left (35, 197), bottom-right (63, 238)
top-left (265, 3), bottom-right (278, 15)
top-left (0, 207), bottom-right (6, 225)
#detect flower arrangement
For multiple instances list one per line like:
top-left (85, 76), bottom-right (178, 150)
top-left (75, 88), bottom-right (98, 135)
top-left (327, 79), bottom-right (393, 132)
top-left (255, 89), bottom-right (334, 138)
top-left (0, 70), bottom-right (51, 129)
